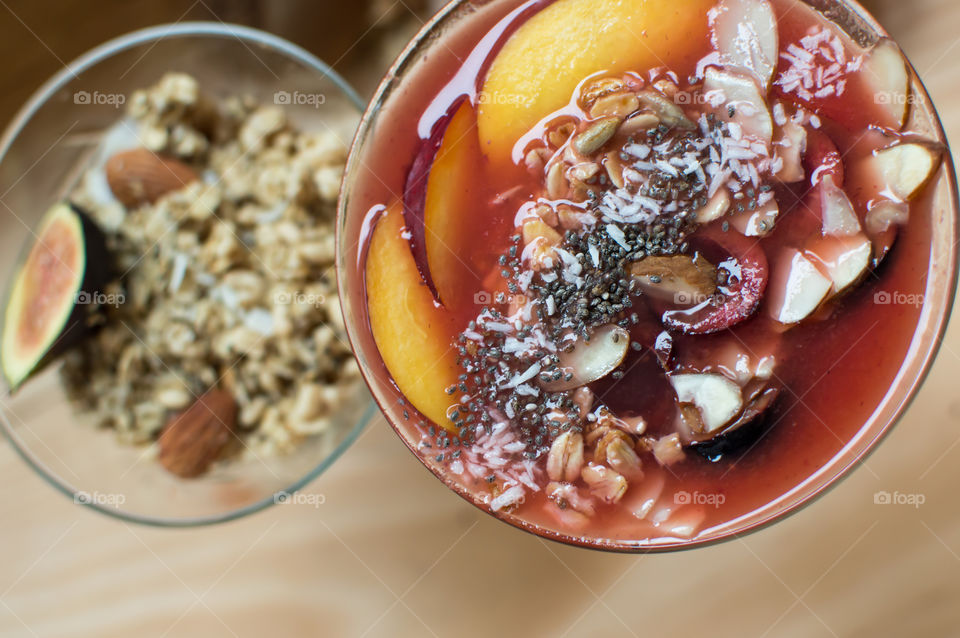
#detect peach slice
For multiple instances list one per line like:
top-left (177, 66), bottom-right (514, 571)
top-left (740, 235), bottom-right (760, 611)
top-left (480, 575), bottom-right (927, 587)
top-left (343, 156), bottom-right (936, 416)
top-left (477, 0), bottom-right (715, 163)
top-left (366, 204), bottom-right (460, 431)
top-left (404, 99), bottom-right (483, 306)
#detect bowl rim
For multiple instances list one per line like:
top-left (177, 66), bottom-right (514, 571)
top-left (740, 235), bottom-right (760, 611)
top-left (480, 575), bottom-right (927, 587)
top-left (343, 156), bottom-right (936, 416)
top-left (0, 21), bottom-right (375, 527)
top-left (337, 0), bottom-right (960, 551)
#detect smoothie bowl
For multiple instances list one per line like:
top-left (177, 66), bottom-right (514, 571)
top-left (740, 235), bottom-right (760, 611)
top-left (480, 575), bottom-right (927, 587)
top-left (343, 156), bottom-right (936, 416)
top-left (338, 0), bottom-right (958, 549)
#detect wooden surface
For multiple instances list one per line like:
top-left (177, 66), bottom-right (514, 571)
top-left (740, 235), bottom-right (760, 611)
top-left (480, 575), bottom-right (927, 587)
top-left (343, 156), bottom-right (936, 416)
top-left (2, 1), bottom-right (960, 636)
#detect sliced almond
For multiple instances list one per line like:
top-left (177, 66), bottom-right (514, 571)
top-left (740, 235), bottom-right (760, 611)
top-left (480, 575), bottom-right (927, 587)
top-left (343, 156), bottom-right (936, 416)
top-left (542, 324), bottom-right (629, 391)
top-left (729, 198), bottom-right (779, 236)
top-left (669, 373), bottom-right (743, 433)
top-left (589, 92), bottom-right (640, 120)
top-left (767, 248), bottom-right (833, 324)
top-left (696, 188), bottom-right (732, 223)
top-left (579, 77), bottom-right (627, 111)
top-left (703, 67), bottom-right (773, 144)
top-left (629, 255), bottom-right (718, 304)
top-left (865, 200), bottom-right (909, 235)
top-left (820, 175), bottom-right (861, 237)
top-left (860, 39), bottom-right (910, 129)
top-left (710, 0), bottom-right (779, 89)
top-left (106, 148), bottom-right (199, 208)
top-left (619, 112), bottom-right (662, 136)
top-left (864, 142), bottom-right (942, 202)
top-left (158, 388), bottom-right (237, 478)
top-left (773, 118), bottom-right (807, 183)
top-left (807, 234), bottom-right (872, 294)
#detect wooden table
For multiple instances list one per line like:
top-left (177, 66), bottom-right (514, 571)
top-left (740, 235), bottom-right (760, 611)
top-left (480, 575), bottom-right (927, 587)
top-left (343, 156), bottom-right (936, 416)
top-left (2, 0), bottom-right (960, 636)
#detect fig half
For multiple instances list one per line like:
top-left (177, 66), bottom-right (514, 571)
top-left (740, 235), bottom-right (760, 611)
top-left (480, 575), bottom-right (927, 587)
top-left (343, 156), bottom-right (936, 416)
top-left (1, 202), bottom-right (111, 390)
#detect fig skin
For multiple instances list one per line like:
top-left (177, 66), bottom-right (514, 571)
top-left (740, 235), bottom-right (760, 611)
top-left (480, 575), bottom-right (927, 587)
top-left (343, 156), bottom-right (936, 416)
top-left (1, 202), bottom-right (112, 390)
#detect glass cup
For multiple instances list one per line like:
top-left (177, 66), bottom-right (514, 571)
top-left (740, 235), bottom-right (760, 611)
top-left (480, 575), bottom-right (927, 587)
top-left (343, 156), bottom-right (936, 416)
top-left (0, 23), bottom-right (375, 526)
top-left (337, 0), bottom-right (959, 550)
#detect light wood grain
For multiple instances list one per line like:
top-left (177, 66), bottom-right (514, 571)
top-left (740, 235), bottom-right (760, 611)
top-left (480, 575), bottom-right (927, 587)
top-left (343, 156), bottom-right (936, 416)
top-left (2, 1), bottom-right (960, 636)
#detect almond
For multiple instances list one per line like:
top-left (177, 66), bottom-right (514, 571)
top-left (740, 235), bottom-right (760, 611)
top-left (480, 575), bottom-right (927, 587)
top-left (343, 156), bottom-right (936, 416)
top-left (105, 148), bottom-right (199, 208)
top-left (158, 388), bottom-right (237, 478)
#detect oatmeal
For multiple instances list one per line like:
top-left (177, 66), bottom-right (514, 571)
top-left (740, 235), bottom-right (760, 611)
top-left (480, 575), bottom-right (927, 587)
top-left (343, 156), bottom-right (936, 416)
top-left (60, 73), bottom-right (360, 467)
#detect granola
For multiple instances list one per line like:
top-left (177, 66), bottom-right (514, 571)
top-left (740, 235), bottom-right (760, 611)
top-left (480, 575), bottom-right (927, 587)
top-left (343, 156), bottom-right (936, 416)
top-left (61, 73), bottom-right (360, 465)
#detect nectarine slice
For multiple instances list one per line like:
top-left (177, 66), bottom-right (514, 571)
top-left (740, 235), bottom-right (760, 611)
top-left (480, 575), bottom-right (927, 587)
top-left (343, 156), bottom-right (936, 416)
top-left (404, 99), bottom-right (483, 307)
top-left (478, 0), bottom-right (715, 163)
top-left (366, 204), bottom-right (460, 431)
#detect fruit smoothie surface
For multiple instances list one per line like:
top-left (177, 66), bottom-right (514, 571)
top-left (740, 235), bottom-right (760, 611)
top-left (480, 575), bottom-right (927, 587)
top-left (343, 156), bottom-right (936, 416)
top-left (345, 0), bottom-right (948, 545)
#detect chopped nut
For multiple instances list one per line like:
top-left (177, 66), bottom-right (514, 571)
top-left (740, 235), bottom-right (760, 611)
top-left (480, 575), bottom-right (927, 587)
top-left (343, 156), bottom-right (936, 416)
top-left (589, 92), bottom-right (640, 120)
top-left (548, 121), bottom-right (576, 148)
top-left (619, 112), bottom-right (661, 136)
top-left (579, 77), bottom-right (627, 111)
top-left (546, 161), bottom-right (568, 199)
top-left (522, 219), bottom-right (563, 247)
top-left (567, 162), bottom-right (600, 184)
top-left (604, 151), bottom-right (625, 189)
top-left (534, 204), bottom-right (559, 228)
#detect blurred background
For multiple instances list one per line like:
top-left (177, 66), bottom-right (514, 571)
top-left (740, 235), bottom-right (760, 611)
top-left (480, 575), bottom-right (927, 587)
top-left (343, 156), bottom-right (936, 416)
top-left (0, 0), bottom-right (958, 636)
